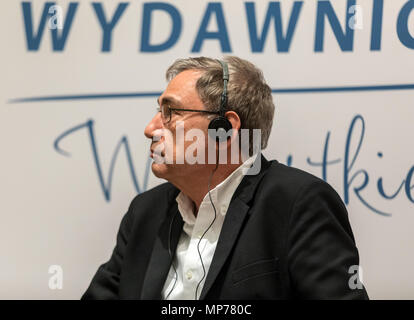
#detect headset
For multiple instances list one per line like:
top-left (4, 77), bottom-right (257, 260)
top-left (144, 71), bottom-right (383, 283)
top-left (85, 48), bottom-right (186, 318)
top-left (165, 60), bottom-right (232, 300)
top-left (207, 60), bottom-right (233, 142)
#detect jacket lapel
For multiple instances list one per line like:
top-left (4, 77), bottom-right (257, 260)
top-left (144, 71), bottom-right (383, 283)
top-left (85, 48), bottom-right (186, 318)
top-left (140, 189), bottom-right (183, 299)
top-left (200, 155), bottom-right (272, 299)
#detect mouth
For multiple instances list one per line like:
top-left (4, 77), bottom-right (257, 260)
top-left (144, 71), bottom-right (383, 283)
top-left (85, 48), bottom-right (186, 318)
top-left (150, 147), bottom-right (165, 158)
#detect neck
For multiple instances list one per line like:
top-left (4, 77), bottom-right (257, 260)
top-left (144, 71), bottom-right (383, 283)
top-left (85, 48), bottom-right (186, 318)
top-left (171, 162), bottom-right (242, 215)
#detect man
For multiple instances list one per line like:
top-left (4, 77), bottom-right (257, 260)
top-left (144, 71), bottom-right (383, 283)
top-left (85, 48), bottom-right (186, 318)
top-left (82, 56), bottom-right (368, 300)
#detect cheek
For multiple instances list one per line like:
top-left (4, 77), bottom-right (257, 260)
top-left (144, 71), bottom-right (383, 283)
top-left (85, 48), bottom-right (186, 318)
top-left (170, 121), bottom-right (210, 156)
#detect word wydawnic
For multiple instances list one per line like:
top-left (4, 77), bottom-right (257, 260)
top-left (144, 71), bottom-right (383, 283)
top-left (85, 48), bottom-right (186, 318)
top-left (21, 1), bottom-right (414, 52)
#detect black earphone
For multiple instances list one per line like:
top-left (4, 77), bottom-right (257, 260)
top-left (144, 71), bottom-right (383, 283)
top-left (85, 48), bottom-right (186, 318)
top-left (207, 60), bottom-right (233, 142)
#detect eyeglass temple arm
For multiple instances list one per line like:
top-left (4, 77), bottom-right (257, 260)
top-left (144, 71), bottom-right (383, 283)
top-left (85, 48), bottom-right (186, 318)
top-left (170, 108), bottom-right (220, 114)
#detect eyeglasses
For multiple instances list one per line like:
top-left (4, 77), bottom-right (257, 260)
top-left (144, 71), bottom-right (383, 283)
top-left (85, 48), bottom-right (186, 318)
top-left (157, 104), bottom-right (220, 124)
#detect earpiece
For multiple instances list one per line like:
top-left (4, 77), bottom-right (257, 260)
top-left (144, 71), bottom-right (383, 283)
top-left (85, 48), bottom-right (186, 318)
top-left (208, 60), bottom-right (233, 142)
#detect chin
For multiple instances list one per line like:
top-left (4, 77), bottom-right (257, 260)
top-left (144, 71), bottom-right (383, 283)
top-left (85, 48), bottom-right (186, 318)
top-left (151, 162), bottom-right (169, 179)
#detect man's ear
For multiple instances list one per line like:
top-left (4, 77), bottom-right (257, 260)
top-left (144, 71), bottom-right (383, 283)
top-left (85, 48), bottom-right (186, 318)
top-left (225, 111), bottom-right (241, 132)
top-left (224, 111), bottom-right (241, 148)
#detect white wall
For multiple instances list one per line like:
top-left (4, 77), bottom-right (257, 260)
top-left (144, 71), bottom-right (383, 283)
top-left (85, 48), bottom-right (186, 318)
top-left (1, 0), bottom-right (413, 299)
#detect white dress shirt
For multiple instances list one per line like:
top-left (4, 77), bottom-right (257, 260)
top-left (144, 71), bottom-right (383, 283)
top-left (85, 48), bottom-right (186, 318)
top-left (161, 155), bottom-right (256, 300)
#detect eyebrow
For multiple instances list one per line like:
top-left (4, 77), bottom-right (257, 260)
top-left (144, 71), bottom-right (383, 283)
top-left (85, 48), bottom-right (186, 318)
top-left (157, 96), bottom-right (182, 107)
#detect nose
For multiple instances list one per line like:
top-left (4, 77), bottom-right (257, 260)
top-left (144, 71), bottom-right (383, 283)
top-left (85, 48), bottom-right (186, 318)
top-left (144, 111), bottom-right (164, 139)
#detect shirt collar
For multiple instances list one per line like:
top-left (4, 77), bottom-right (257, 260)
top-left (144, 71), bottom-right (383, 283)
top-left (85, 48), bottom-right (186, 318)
top-left (176, 154), bottom-right (258, 226)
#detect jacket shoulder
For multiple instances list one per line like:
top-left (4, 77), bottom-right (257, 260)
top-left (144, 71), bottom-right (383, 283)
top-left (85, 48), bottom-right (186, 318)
top-left (265, 160), bottom-right (332, 190)
top-left (130, 182), bottom-right (178, 206)
top-left (126, 182), bottom-right (179, 223)
top-left (258, 160), bottom-right (345, 211)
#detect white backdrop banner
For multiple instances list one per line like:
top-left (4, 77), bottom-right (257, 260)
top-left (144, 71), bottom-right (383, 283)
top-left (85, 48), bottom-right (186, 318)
top-left (1, 0), bottom-right (414, 299)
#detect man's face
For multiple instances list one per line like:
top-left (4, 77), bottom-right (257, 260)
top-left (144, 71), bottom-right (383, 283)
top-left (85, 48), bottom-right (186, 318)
top-left (144, 69), bottom-right (211, 181)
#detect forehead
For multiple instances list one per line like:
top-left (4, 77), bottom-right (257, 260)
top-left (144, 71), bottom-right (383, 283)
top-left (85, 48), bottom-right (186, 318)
top-left (158, 69), bottom-right (203, 106)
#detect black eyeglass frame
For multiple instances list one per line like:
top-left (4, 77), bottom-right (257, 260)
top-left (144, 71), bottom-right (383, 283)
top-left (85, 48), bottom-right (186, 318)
top-left (156, 105), bottom-right (220, 124)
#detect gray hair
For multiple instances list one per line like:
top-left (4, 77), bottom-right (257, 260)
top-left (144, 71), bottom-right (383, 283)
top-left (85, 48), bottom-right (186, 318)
top-left (166, 56), bottom-right (275, 156)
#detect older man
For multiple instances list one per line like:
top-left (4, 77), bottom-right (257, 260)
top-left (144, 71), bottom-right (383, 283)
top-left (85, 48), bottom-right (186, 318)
top-left (82, 56), bottom-right (368, 300)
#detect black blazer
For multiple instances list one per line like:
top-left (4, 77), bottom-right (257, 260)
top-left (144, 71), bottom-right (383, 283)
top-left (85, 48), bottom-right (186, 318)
top-left (82, 155), bottom-right (368, 299)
